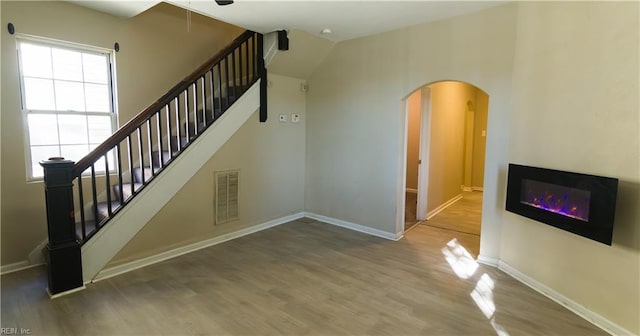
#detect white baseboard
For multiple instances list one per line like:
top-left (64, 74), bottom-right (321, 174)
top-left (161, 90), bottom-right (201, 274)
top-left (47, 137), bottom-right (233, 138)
top-left (426, 194), bottom-right (463, 220)
top-left (303, 212), bottom-right (403, 241)
top-left (47, 285), bottom-right (86, 299)
top-left (0, 260), bottom-right (44, 275)
top-left (498, 261), bottom-right (633, 336)
top-left (405, 188), bottom-right (418, 194)
top-left (93, 211), bottom-right (305, 282)
top-left (476, 254), bottom-right (499, 267)
top-left (461, 186), bottom-right (484, 192)
top-left (28, 239), bottom-right (48, 265)
top-left (0, 260), bottom-right (39, 275)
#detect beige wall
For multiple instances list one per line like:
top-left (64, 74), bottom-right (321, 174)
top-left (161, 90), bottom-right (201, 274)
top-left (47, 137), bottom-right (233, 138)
top-left (306, 2), bottom-right (638, 332)
top-left (503, 2), bottom-right (639, 333)
top-left (426, 81), bottom-right (469, 212)
top-left (110, 73), bottom-right (306, 266)
top-left (268, 30), bottom-right (335, 80)
top-left (405, 90), bottom-right (421, 190)
top-left (0, 1), bottom-right (243, 265)
top-left (305, 4), bottom-right (517, 257)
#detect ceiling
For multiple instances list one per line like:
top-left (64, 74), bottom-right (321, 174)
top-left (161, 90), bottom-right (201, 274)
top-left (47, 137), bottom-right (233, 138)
top-left (70, 1), bottom-right (507, 42)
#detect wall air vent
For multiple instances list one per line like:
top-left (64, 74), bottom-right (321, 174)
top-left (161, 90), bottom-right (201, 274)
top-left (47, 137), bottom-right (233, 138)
top-left (215, 170), bottom-right (239, 224)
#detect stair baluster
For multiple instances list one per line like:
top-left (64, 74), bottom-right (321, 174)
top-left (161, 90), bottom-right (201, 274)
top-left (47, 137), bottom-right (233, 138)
top-left (40, 31), bottom-right (264, 294)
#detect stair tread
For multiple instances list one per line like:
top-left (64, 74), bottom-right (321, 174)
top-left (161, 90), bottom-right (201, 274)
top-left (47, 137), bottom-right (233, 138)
top-left (133, 166), bottom-right (161, 183)
top-left (112, 182), bottom-right (144, 202)
top-left (76, 220), bottom-right (98, 240)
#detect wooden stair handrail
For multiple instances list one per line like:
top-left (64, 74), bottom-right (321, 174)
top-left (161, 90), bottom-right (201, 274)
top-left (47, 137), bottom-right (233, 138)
top-left (73, 30), bottom-right (256, 176)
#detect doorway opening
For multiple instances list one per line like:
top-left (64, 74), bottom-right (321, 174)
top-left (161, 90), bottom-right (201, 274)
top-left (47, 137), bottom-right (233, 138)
top-left (402, 81), bottom-right (489, 256)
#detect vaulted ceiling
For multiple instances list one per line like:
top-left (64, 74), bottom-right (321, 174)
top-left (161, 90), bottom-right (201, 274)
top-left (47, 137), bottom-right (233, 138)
top-left (68, 1), bottom-right (506, 42)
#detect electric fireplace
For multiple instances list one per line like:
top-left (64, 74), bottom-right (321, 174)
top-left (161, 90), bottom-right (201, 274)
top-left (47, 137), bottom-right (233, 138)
top-left (506, 164), bottom-right (618, 245)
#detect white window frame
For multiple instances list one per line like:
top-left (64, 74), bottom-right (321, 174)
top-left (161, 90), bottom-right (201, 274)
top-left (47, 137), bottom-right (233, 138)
top-left (16, 35), bottom-right (118, 181)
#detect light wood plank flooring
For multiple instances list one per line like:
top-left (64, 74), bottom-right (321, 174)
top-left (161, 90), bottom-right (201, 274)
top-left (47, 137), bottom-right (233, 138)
top-left (423, 191), bottom-right (483, 236)
top-left (1, 219), bottom-right (606, 335)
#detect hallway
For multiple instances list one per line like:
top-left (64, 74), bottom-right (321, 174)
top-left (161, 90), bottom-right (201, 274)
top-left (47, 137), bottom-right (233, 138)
top-left (406, 191), bottom-right (482, 256)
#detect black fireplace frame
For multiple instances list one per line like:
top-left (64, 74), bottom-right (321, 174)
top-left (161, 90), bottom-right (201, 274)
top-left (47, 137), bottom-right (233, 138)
top-left (506, 164), bottom-right (618, 245)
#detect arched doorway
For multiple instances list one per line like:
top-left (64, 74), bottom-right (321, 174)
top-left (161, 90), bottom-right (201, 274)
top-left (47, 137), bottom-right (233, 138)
top-left (401, 81), bottom-right (489, 256)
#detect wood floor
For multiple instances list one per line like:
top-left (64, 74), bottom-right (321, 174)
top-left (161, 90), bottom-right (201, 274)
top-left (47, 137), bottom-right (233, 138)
top-left (423, 191), bottom-right (483, 236)
top-left (1, 218), bottom-right (606, 335)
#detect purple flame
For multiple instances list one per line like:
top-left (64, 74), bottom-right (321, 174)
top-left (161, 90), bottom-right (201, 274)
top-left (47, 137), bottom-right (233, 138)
top-left (520, 179), bottom-right (591, 222)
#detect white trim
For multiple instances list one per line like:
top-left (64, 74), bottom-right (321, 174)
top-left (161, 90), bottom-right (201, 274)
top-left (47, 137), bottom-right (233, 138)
top-left (304, 212), bottom-right (403, 241)
top-left (471, 186), bottom-right (484, 191)
top-left (405, 188), bottom-right (418, 194)
top-left (93, 212), bottom-right (305, 282)
top-left (28, 239), bottom-right (48, 265)
top-left (426, 194), bottom-right (463, 220)
top-left (476, 254), bottom-right (499, 267)
top-left (416, 87), bottom-right (432, 221)
top-left (47, 285), bottom-right (86, 299)
top-left (461, 185), bottom-right (473, 192)
top-left (0, 260), bottom-right (43, 275)
top-left (396, 99), bottom-right (409, 234)
top-left (263, 31), bottom-right (279, 67)
top-left (498, 261), bottom-right (634, 336)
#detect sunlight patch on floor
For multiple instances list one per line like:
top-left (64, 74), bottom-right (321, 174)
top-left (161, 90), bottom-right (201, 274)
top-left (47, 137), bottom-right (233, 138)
top-left (471, 273), bottom-right (496, 318)
top-left (442, 238), bottom-right (510, 336)
top-left (442, 238), bottom-right (478, 279)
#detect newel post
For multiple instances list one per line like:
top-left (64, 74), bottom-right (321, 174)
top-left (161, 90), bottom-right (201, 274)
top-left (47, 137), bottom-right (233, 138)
top-left (40, 158), bottom-right (83, 296)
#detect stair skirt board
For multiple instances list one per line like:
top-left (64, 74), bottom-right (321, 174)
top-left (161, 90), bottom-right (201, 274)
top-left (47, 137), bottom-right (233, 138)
top-left (81, 82), bottom-right (261, 282)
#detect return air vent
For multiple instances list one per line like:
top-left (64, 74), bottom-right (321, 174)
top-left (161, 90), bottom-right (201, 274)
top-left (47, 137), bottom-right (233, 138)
top-left (215, 170), bottom-right (239, 224)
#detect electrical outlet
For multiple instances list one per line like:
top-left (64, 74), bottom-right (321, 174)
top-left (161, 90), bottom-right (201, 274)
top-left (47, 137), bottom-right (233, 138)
top-left (291, 114), bottom-right (300, 123)
top-left (279, 114), bottom-right (287, 122)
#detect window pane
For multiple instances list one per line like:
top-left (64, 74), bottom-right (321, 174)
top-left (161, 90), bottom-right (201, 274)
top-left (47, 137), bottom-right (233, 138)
top-left (20, 43), bottom-right (52, 78)
top-left (31, 145), bottom-right (60, 178)
top-left (88, 116), bottom-right (112, 143)
top-left (60, 144), bottom-right (89, 163)
top-left (23, 78), bottom-right (55, 110)
top-left (83, 53), bottom-right (108, 84)
top-left (52, 48), bottom-right (82, 81)
top-left (55, 80), bottom-right (85, 111)
top-left (19, 39), bottom-right (116, 180)
top-left (85, 83), bottom-right (110, 112)
top-left (58, 114), bottom-right (88, 145)
top-left (90, 145), bottom-right (115, 173)
top-left (28, 114), bottom-right (59, 145)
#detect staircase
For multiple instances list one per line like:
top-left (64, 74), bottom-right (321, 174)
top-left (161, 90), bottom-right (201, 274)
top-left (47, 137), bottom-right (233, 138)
top-left (40, 30), bottom-right (268, 296)
top-left (85, 91), bottom-right (241, 240)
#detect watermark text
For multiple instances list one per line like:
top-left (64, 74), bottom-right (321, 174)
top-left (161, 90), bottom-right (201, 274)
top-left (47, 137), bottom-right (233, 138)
top-left (1, 328), bottom-right (31, 335)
